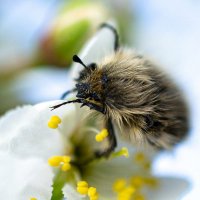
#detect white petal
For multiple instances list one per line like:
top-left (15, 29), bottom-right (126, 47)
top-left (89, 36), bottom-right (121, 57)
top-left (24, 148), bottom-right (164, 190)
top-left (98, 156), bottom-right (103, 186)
top-left (0, 154), bottom-right (53, 200)
top-left (71, 21), bottom-right (117, 80)
top-left (81, 155), bottom-right (189, 199)
top-left (63, 184), bottom-right (85, 200)
top-left (146, 177), bottom-right (189, 200)
top-left (82, 156), bottom-right (150, 199)
top-left (0, 101), bottom-right (77, 160)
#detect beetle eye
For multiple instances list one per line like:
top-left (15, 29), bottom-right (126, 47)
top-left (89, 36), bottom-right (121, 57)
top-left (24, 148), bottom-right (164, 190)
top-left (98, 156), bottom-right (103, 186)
top-left (91, 92), bottom-right (101, 101)
top-left (76, 83), bottom-right (90, 91)
top-left (75, 83), bottom-right (90, 98)
top-left (88, 63), bottom-right (97, 71)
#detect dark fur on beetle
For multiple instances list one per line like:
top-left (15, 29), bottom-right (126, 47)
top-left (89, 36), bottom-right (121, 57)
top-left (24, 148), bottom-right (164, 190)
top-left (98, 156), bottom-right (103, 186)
top-left (51, 23), bottom-right (189, 157)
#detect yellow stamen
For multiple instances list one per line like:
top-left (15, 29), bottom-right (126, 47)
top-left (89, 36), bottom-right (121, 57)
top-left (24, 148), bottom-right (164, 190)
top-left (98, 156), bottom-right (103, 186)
top-left (62, 156), bottom-right (71, 163)
top-left (113, 179), bottom-right (127, 192)
top-left (130, 176), bottom-right (144, 188)
top-left (117, 186), bottom-right (135, 200)
top-left (113, 179), bottom-right (135, 200)
top-left (95, 129), bottom-right (108, 142)
top-left (144, 177), bottom-right (158, 187)
top-left (77, 181), bottom-right (89, 187)
top-left (112, 147), bottom-right (129, 158)
top-left (134, 193), bottom-right (145, 200)
top-left (134, 152), bottom-right (146, 163)
top-left (121, 147), bottom-right (129, 157)
top-left (95, 134), bottom-right (104, 142)
top-left (61, 163), bottom-right (71, 171)
top-left (30, 198), bottom-right (37, 200)
top-left (48, 155), bottom-right (71, 171)
top-left (77, 181), bottom-right (89, 195)
top-left (48, 121), bottom-right (58, 129)
top-left (48, 156), bottom-right (63, 167)
top-left (134, 152), bottom-right (152, 171)
top-left (100, 129), bottom-right (109, 137)
top-left (48, 115), bottom-right (62, 129)
top-left (124, 186), bottom-right (135, 194)
top-left (50, 115), bottom-right (61, 124)
top-left (77, 182), bottom-right (99, 199)
top-left (143, 161), bottom-right (151, 171)
top-left (90, 194), bottom-right (99, 200)
top-left (88, 187), bottom-right (99, 200)
top-left (88, 187), bottom-right (97, 196)
top-left (77, 187), bottom-right (88, 195)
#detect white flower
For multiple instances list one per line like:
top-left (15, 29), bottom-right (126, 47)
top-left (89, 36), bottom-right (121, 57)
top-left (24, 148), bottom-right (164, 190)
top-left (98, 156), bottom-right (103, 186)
top-left (0, 153), bottom-right (53, 199)
top-left (0, 22), bottom-right (189, 200)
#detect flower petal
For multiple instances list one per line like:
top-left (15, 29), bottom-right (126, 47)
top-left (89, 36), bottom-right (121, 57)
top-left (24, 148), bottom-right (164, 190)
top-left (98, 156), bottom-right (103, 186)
top-left (0, 153), bottom-right (53, 200)
top-left (146, 177), bottom-right (190, 200)
top-left (0, 101), bottom-right (77, 160)
top-left (63, 184), bottom-right (85, 200)
top-left (71, 21), bottom-right (117, 80)
top-left (82, 156), bottom-right (150, 199)
top-left (81, 154), bottom-right (189, 199)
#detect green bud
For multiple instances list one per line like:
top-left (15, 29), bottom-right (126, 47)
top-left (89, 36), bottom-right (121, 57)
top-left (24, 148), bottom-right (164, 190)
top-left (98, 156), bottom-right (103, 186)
top-left (39, 0), bottom-right (108, 67)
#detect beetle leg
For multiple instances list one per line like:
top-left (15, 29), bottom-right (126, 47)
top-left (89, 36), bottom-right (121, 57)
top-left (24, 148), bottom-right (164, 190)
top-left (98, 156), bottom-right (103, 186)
top-left (95, 118), bottom-right (117, 158)
top-left (99, 23), bottom-right (119, 51)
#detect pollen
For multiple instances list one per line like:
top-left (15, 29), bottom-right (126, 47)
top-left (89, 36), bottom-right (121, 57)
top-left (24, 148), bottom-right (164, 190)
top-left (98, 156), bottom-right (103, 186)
top-left (134, 193), bottom-right (146, 200)
top-left (48, 115), bottom-right (61, 129)
top-left (48, 156), bottom-right (63, 166)
top-left (51, 115), bottom-right (61, 124)
top-left (134, 152), bottom-right (146, 163)
top-left (113, 178), bottom-right (135, 200)
top-left (120, 147), bottom-right (129, 157)
top-left (113, 147), bottom-right (129, 158)
top-left (88, 187), bottom-right (99, 200)
top-left (61, 163), bottom-right (71, 171)
top-left (77, 181), bottom-right (89, 195)
top-left (112, 154), bottom-right (158, 200)
top-left (134, 152), bottom-right (152, 171)
top-left (143, 161), bottom-right (151, 171)
top-left (95, 128), bottom-right (108, 142)
top-left (77, 181), bottom-right (99, 199)
top-left (113, 179), bottom-right (126, 192)
top-left (117, 186), bottom-right (135, 200)
top-left (48, 155), bottom-right (71, 171)
top-left (48, 121), bottom-right (58, 129)
top-left (144, 177), bottom-right (158, 188)
top-left (130, 176), bottom-right (144, 189)
top-left (77, 181), bottom-right (89, 188)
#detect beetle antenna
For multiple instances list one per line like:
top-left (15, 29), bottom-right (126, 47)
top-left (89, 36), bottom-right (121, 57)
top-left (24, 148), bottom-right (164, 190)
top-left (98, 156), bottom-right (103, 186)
top-left (50, 99), bottom-right (82, 110)
top-left (73, 55), bottom-right (87, 69)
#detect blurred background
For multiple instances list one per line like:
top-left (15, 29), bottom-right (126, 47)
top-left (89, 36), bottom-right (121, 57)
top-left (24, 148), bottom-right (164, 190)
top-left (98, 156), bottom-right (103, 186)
top-left (0, 0), bottom-right (200, 199)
